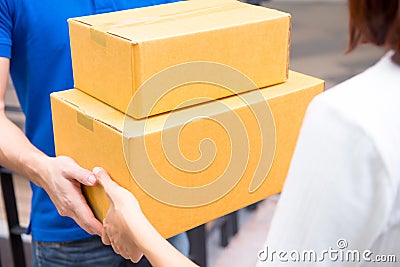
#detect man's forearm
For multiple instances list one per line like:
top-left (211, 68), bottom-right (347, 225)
top-left (0, 112), bottom-right (49, 187)
top-left (0, 57), bottom-right (49, 187)
top-left (0, 57), bottom-right (103, 236)
top-left (0, 112), bottom-right (103, 235)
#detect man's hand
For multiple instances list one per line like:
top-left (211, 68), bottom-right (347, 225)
top-left (94, 167), bottom-right (144, 263)
top-left (0, 57), bottom-right (101, 236)
top-left (41, 156), bottom-right (102, 236)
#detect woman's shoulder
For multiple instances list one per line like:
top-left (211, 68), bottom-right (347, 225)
top-left (307, 51), bottom-right (400, 179)
top-left (313, 51), bottom-right (400, 125)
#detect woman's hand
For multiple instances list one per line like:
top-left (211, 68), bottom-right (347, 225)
top-left (94, 167), bottom-right (144, 263)
top-left (95, 167), bottom-right (198, 267)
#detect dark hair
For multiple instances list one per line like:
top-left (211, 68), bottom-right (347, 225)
top-left (347, 0), bottom-right (400, 64)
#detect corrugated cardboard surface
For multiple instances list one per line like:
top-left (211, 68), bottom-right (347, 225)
top-left (68, 0), bottom-right (290, 119)
top-left (51, 71), bottom-right (323, 238)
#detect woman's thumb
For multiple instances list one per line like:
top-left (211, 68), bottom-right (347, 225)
top-left (93, 167), bottom-right (118, 204)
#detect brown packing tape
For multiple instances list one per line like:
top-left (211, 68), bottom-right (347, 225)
top-left (90, 2), bottom-right (248, 34)
top-left (90, 28), bottom-right (107, 47)
top-left (77, 112), bottom-right (94, 131)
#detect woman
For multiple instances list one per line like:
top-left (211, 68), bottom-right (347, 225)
top-left (256, 1), bottom-right (400, 265)
top-left (97, 0), bottom-right (400, 266)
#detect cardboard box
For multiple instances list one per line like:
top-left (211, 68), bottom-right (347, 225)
top-left (51, 71), bottom-right (323, 238)
top-left (68, 0), bottom-right (291, 119)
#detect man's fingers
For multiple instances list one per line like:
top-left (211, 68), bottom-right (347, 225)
top-left (74, 214), bottom-right (102, 236)
top-left (63, 157), bottom-right (96, 186)
top-left (77, 213), bottom-right (102, 236)
top-left (90, 218), bottom-right (103, 236)
top-left (72, 194), bottom-right (103, 236)
top-left (101, 229), bottom-right (111, 245)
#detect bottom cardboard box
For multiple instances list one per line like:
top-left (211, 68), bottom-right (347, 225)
top-left (51, 71), bottom-right (324, 238)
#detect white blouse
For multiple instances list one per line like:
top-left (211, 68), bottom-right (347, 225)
top-left (257, 51), bottom-right (400, 266)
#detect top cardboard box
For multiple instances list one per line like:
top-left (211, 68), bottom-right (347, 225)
top-left (68, 0), bottom-right (291, 119)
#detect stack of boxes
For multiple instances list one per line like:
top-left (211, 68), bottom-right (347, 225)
top-left (51, 0), bottom-right (324, 238)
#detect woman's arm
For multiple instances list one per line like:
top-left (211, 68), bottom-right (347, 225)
top-left (95, 167), bottom-right (198, 267)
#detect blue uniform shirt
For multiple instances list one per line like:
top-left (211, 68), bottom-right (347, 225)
top-left (0, 0), bottom-right (179, 242)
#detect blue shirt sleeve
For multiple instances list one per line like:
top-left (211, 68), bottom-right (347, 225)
top-left (0, 0), bottom-right (13, 58)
